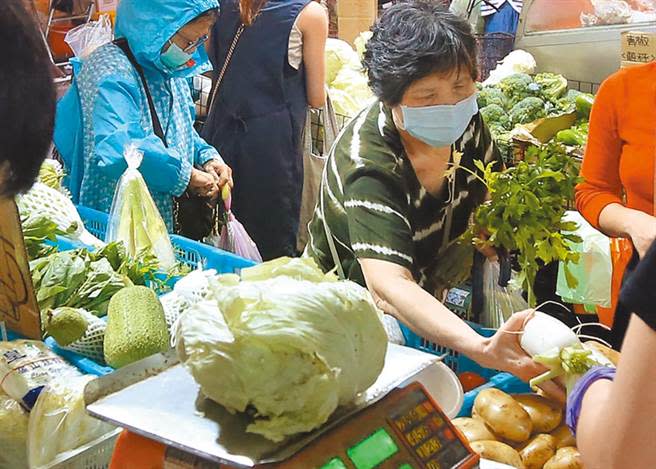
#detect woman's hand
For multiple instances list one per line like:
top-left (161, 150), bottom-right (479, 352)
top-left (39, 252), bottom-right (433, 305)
top-left (188, 168), bottom-right (219, 199)
top-left (481, 310), bottom-right (566, 402)
top-left (626, 210), bottom-right (656, 259)
top-left (203, 159), bottom-right (234, 189)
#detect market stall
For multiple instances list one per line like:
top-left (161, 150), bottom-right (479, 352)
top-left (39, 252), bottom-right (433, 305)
top-left (1, 1), bottom-right (639, 466)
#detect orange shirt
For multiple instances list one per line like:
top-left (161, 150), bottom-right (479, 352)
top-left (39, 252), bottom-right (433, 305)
top-left (576, 62), bottom-right (656, 229)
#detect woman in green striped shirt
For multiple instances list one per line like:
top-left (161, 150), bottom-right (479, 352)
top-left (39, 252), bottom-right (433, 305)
top-left (307, 1), bottom-right (556, 392)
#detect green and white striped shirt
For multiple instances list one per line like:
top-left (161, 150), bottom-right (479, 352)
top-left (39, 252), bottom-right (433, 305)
top-left (305, 101), bottom-right (501, 295)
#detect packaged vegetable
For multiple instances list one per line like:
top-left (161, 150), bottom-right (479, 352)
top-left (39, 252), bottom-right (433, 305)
top-left (175, 259), bottom-right (388, 442)
top-left (0, 340), bottom-right (81, 410)
top-left (473, 388), bottom-right (533, 443)
top-left (48, 308), bottom-right (108, 364)
top-left (106, 144), bottom-right (176, 270)
top-left (27, 375), bottom-right (115, 468)
top-left (0, 390), bottom-right (29, 469)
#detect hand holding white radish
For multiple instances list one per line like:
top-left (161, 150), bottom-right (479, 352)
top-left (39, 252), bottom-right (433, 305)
top-left (479, 310), bottom-right (567, 402)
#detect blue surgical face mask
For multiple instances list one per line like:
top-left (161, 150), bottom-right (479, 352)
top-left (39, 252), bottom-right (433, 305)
top-left (161, 41), bottom-right (194, 70)
top-left (399, 93), bottom-right (479, 148)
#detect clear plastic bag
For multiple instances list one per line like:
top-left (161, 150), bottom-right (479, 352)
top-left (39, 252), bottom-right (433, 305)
top-left (206, 188), bottom-right (262, 263)
top-left (556, 211), bottom-right (612, 308)
top-left (481, 259), bottom-right (529, 328)
top-left (64, 14), bottom-right (113, 59)
top-left (27, 375), bottom-right (115, 468)
top-left (0, 391), bottom-right (29, 469)
top-left (106, 145), bottom-right (176, 270)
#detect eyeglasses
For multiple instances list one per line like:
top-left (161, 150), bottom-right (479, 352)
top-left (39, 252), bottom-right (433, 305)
top-left (175, 33), bottom-right (209, 53)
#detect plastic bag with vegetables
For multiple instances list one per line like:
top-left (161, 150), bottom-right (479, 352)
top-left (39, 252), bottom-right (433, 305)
top-left (106, 144), bottom-right (176, 270)
top-left (480, 259), bottom-right (529, 328)
top-left (27, 375), bottom-right (115, 468)
top-left (0, 390), bottom-right (29, 469)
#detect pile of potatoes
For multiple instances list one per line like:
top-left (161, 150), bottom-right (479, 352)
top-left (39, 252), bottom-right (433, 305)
top-left (453, 389), bottom-right (582, 469)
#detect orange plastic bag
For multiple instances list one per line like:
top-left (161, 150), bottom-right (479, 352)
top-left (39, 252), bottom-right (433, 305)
top-left (597, 238), bottom-right (634, 328)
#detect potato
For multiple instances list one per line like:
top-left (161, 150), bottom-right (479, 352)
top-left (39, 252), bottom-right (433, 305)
top-left (544, 446), bottom-right (583, 469)
top-left (514, 394), bottom-right (563, 433)
top-left (520, 434), bottom-right (556, 469)
top-left (473, 388), bottom-right (533, 443)
top-left (550, 424), bottom-right (576, 449)
top-left (452, 417), bottom-right (496, 442)
top-left (471, 440), bottom-right (525, 468)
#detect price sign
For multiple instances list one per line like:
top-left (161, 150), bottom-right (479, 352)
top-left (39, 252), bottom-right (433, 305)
top-left (0, 197), bottom-right (40, 339)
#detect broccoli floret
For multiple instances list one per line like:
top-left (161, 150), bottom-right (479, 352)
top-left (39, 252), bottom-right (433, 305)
top-left (497, 73), bottom-right (540, 107)
top-left (534, 73), bottom-right (568, 103)
top-left (555, 89), bottom-right (583, 113)
top-left (509, 97), bottom-right (546, 125)
top-left (480, 104), bottom-right (512, 131)
top-left (477, 87), bottom-right (508, 110)
top-left (492, 130), bottom-right (513, 165)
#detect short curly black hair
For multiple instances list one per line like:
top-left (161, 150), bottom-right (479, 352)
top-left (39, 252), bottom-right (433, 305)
top-left (363, 0), bottom-right (479, 106)
top-left (0, 0), bottom-right (56, 197)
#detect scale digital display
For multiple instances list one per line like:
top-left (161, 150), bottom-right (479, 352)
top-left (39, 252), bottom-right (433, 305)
top-left (279, 382), bottom-right (479, 469)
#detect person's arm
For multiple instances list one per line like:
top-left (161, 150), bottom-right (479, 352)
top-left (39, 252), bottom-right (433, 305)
top-left (92, 77), bottom-right (202, 196)
top-left (575, 315), bottom-right (656, 469)
top-left (359, 259), bottom-right (550, 384)
top-left (575, 73), bottom-right (656, 258)
top-left (298, 1), bottom-right (328, 108)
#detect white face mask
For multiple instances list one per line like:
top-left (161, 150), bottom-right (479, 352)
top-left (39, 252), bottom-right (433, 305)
top-left (397, 93), bottom-right (479, 147)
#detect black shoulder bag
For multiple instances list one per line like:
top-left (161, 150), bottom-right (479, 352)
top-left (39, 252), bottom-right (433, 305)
top-left (114, 38), bottom-right (215, 240)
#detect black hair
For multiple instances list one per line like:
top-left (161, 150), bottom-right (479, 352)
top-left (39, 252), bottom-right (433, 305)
top-left (363, 0), bottom-right (479, 106)
top-left (0, 0), bottom-right (56, 197)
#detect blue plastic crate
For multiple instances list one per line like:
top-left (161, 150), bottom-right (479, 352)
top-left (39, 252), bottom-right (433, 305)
top-left (400, 322), bottom-right (499, 381)
top-left (457, 372), bottom-right (531, 418)
top-left (76, 205), bottom-right (256, 273)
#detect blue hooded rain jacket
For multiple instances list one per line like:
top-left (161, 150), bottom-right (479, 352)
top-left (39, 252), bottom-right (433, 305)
top-left (54, 0), bottom-right (221, 229)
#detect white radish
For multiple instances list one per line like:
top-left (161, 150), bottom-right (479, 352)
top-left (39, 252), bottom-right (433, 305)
top-left (520, 312), bottom-right (580, 357)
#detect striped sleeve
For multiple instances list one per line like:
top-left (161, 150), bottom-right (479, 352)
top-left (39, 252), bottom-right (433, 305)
top-left (344, 168), bottom-right (415, 269)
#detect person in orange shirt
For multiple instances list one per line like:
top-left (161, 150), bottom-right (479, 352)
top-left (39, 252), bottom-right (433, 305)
top-left (575, 62), bottom-right (656, 350)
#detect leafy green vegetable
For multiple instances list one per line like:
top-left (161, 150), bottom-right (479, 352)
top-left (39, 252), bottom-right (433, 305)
top-left (30, 249), bottom-right (130, 316)
top-left (481, 104), bottom-right (512, 131)
top-left (241, 256), bottom-right (338, 283)
top-left (21, 214), bottom-right (72, 260)
top-left (509, 96), bottom-right (547, 125)
top-left (467, 143), bottom-right (582, 305)
top-left (529, 344), bottom-right (603, 392)
top-left (534, 73), bottom-right (568, 103)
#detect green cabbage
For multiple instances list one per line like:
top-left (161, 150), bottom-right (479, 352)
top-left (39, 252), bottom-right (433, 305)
top-left (329, 66), bottom-right (374, 118)
top-left (325, 38), bottom-right (359, 86)
top-left (354, 31), bottom-right (372, 61)
top-left (175, 262), bottom-right (388, 442)
top-left (0, 391), bottom-right (28, 469)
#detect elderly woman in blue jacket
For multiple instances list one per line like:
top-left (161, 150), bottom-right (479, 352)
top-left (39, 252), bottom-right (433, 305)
top-left (54, 0), bottom-right (232, 231)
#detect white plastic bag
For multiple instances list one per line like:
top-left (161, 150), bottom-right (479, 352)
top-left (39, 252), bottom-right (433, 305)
top-left (27, 375), bottom-right (115, 468)
top-left (64, 14), bottom-right (113, 59)
top-left (106, 145), bottom-right (176, 270)
top-left (481, 259), bottom-right (529, 328)
top-left (556, 211), bottom-right (612, 308)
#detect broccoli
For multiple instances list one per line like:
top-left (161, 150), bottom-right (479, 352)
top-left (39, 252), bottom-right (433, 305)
top-left (492, 130), bottom-right (514, 165)
top-left (509, 96), bottom-right (547, 125)
top-left (477, 87), bottom-right (508, 110)
top-left (497, 73), bottom-right (540, 107)
top-left (480, 104), bottom-right (512, 131)
top-left (534, 73), bottom-right (568, 103)
top-left (555, 89), bottom-right (583, 113)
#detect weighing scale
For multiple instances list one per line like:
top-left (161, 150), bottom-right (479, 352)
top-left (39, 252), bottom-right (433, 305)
top-left (84, 345), bottom-right (481, 469)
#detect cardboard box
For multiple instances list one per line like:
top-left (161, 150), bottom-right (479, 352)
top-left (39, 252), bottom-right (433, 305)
top-left (337, 0), bottom-right (377, 45)
top-left (620, 31), bottom-right (656, 68)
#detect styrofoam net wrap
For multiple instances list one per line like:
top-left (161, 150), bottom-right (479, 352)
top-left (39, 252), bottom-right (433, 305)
top-left (61, 310), bottom-right (107, 364)
top-left (160, 292), bottom-right (192, 331)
